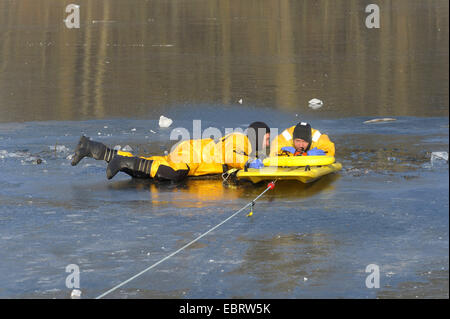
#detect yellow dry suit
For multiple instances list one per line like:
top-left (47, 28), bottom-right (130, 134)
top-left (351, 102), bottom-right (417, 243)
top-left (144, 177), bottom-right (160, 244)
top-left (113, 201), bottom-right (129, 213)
top-left (117, 132), bottom-right (254, 179)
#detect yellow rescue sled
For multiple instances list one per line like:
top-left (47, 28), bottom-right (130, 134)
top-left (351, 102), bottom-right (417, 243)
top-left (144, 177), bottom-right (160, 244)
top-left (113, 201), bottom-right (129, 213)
top-left (262, 155), bottom-right (336, 167)
top-left (233, 156), bottom-right (342, 184)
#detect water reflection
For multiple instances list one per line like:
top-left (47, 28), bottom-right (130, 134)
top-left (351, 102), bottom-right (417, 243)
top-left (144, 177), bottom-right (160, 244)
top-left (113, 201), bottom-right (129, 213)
top-left (104, 172), bottom-right (340, 210)
top-left (0, 0), bottom-right (448, 122)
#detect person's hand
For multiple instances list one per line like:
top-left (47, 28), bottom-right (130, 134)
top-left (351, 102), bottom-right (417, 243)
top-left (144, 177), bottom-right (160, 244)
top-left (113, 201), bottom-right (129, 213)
top-left (281, 146), bottom-right (296, 154)
top-left (247, 158), bottom-right (264, 169)
top-left (307, 147), bottom-right (326, 156)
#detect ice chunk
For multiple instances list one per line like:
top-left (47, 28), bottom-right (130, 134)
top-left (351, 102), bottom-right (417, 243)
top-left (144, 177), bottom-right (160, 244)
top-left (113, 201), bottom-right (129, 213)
top-left (363, 118), bottom-right (397, 124)
top-left (159, 115), bottom-right (173, 128)
top-left (113, 145), bottom-right (122, 150)
top-left (71, 289), bottom-right (82, 299)
top-left (122, 145), bottom-right (133, 152)
top-left (431, 152), bottom-right (448, 163)
top-left (238, 98), bottom-right (243, 104)
top-left (131, 128), bottom-right (136, 132)
top-left (308, 98), bottom-right (323, 109)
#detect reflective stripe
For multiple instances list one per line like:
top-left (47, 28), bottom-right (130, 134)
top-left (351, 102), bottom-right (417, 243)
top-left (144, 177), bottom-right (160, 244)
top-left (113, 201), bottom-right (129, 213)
top-left (233, 150), bottom-right (248, 156)
top-left (282, 130), bottom-right (292, 141)
top-left (312, 130), bottom-right (321, 142)
top-left (300, 122), bottom-right (307, 126)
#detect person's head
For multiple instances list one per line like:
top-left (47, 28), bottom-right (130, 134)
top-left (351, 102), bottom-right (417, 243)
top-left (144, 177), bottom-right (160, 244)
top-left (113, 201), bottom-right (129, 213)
top-left (293, 122), bottom-right (312, 153)
top-left (247, 121), bottom-right (270, 157)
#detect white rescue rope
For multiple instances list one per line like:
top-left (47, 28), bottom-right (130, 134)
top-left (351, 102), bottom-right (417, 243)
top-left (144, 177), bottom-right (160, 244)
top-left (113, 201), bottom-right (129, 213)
top-left (96, 181), bottom-right (276, 299)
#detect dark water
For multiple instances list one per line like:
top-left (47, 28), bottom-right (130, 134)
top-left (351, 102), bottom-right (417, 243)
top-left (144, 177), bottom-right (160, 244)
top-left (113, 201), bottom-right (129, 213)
top-left (0, 0), bottom-right (448, 299)
top-left (0, 0), bottom-right (448, 122)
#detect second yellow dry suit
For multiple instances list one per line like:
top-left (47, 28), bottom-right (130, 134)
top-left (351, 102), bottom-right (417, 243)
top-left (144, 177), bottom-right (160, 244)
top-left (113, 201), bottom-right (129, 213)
top-left (71, 122), bottom-right (271, 182)
top-left (269, 122), bottom-right (335, 157)
top-left (113, 132), bottom-right (254, 181)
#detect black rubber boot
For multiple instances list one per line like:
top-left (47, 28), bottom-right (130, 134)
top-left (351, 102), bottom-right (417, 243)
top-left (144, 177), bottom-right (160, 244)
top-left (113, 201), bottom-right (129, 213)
top-left (106, 155), bottom-right (153, 180)
top-left (154, 165), bottom-right (189, 183)
top-left (71, 136), bottom-right (117, 166)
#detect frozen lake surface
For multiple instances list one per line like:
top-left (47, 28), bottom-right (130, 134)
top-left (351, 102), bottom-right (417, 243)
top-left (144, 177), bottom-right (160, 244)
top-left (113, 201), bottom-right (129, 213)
top-left (0, 112), bottom-right (448, 298)
top-left (0, 0), bottom-right (448, 299)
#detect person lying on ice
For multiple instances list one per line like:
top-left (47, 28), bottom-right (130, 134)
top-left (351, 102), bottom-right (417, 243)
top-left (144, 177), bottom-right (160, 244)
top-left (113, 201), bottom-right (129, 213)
top-left (270, 122), bottom-right (335, 157)
top-left (71, 122), bottom-right (271, 182)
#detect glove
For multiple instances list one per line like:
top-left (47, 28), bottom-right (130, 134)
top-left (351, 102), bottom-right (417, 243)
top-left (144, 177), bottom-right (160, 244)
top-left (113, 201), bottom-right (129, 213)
top-left (307, 147), bottom-right (326, 156)
top-left (247, 158), bottom-right (264, 169)
top-left (281, 146), bottom-right (296, 154)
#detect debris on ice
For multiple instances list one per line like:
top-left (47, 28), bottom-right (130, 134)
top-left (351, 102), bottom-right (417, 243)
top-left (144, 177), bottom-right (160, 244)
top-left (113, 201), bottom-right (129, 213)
top-left (159, 115), bottom-right (173, 128)
top-left (363, 118), bottom-right (397, 124)
top-left (1, 150), bottom-right (44, 165)
top-left (0, 150), bottom-right (14, 159)
top-left (21, 156), bottom-right (44, 165)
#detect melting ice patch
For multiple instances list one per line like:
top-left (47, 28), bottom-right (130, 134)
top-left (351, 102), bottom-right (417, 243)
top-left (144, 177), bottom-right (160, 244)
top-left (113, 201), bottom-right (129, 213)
top-left (49, 145), bottom-right (70, 153)
top-left (0, 150), bottom-right (46, 165)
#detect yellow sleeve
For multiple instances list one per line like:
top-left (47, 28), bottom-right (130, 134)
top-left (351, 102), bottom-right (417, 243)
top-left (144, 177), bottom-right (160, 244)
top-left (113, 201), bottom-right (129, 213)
top-left (269, 126), bottom-right (295, 157)
top-left (222, 133), bottom-right (250, 169)
top-left (313, 134), bottom-right (335, 156)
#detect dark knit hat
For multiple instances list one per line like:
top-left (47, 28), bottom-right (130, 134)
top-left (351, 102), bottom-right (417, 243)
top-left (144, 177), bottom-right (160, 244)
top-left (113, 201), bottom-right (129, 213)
top-left (247, 121), bottom-right (270, 157)
top-left (293, 122), bottom-right (312, 145)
